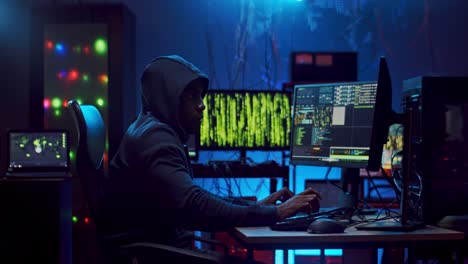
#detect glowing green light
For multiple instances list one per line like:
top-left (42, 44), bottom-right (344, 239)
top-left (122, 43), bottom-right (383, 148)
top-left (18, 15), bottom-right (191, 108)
top-left (76, 98), bottom-right (83, 105)
top-left (94, 38), bottom-right (107, 55)
top-left (82, 74), bottom-right (89, 82)
top-left (96, 98), bottom-right (105, 107)
top-left (72, 216), bottom-right (78, 223)
top-left (70, 151), bottom-right (75, 161)
top-left (26, 153), bottom-right (31, 158)
top-left (19, 144), bottom-right (24, 148)
top-left (54, 109), bottom-right (61, 116)
top-left (56, 154), bottom-right (61, 159)
top-left (52, 97), bottom-right (61, 109)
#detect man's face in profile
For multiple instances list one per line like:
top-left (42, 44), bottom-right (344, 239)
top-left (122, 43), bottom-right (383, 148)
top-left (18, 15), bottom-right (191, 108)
top-left (177, 79), bottom-right (206, 134)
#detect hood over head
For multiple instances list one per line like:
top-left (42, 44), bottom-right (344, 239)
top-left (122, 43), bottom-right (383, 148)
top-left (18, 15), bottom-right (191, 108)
top-left (140, 55), bottom-right (209, 134)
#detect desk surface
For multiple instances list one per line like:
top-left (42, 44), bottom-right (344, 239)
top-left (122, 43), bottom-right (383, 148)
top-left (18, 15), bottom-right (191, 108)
top-left (233, 224), bottom-right (465, 250)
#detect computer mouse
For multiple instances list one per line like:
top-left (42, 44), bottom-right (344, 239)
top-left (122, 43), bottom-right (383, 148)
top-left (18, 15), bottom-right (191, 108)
top-left (306, 218), bottom-right (346, 234)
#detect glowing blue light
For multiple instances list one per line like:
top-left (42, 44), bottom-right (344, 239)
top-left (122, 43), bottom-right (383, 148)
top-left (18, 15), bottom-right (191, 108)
top-left (55, 43), bottom-right (65, 55)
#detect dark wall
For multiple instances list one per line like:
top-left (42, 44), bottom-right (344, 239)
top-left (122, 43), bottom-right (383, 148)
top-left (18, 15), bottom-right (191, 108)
top-left (2, 0), bottom-right (468, 171)
top-left (1, 0), bottom-right (31, 172)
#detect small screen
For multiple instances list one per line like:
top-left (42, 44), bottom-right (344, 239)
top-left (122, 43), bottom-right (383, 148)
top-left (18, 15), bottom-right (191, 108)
top-left (290, 81), bottom-right (378, 168)
top-left (8, 131), bottom-right (69, 171)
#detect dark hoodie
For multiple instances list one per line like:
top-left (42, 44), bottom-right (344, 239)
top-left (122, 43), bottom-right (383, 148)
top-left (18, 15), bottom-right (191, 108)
top-left (108, 55), bottom-right (278, 247)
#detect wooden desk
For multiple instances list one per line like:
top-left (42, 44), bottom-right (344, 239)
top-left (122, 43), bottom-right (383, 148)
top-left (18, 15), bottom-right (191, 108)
top-left (232, 224), bottom-right (465, 264)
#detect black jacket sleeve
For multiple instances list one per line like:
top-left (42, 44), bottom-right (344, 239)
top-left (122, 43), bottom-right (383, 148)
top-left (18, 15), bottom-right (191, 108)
top-left (136, 127), bottom-right (278, 232)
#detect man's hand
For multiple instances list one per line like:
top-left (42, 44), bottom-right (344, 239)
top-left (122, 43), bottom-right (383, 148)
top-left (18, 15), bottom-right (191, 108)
top-left (275, 194), bottom-right (319, 221)
top-left (257, 187), bottom-right (294, 205)
top-left (298, 187), bottom-right (322, 200)
top-left (298, 187), bottom-right (322, 214)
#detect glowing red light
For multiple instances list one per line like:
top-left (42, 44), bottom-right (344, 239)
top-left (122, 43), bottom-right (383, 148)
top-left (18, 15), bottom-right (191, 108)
top-left (68, 69), bottom-right (79, 81)
top-left (83, 45), bottom-right (90, 55)
top-left (295, 53), bottom-right (313, 65)
top-left (63, 100), bottom-right (68, 107)
top-left (99, 74), bottom-right (108, 84)
top-left (45, 40), bottom-right (54, 50)
top-left (84, 217), bottom-right (90, 224)
top-left (43, 99), bottom-right (51, 109)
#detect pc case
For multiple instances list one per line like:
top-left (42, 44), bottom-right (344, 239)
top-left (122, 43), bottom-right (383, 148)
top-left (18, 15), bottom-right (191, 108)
top-left (402, 76), bottom-right (468, 225)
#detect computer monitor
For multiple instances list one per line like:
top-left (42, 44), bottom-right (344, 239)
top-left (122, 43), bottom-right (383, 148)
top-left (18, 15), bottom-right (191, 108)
top-left (199, 90), bottom-right (291, 150)
top-left (355, 57), bottom-right (425, 231)
top-left (7, 130), bottom-right (70, 173)
top-left (367, 57), bottom-right (395, 172)
top-left (290, 80), bottom-right (378, 168)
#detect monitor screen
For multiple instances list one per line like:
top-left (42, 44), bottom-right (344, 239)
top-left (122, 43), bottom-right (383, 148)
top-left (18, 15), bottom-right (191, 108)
top-left (8, 130), bottom-right (69, 172)
top-left (290, 81), bottom-right (378, 168)
top-left (200, 90), bottom-right (291, 150)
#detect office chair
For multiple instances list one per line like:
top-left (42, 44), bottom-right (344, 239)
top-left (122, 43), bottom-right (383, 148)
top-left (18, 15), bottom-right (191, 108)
top-left (67, 100), bottom-right (224, 264)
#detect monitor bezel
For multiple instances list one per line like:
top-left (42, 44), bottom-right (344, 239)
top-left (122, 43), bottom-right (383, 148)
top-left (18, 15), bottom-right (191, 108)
top-left (289, 80), bottom-right (378, 168)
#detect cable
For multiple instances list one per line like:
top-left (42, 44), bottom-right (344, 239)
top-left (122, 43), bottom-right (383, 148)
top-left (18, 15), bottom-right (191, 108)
top-left (324, 166), bottom-right (342, 190)
top-left (364, 168), bottom-right (404, 221)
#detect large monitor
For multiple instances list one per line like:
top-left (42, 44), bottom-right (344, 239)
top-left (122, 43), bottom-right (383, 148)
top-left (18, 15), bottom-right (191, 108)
top-left (290, 81), bottom-right (378, 168)
top-left (199, 90), bottom-right (291, 150)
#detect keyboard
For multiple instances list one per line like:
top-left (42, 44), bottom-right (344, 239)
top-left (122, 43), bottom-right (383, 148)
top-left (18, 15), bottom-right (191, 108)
top-left (270, 207), bottom-right (350, 231)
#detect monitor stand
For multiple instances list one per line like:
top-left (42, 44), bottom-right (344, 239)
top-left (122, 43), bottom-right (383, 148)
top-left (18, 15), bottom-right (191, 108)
top-left (340, 167), bottom-right (360, 209)
top-left (340, 168), bottom-right (378, 215)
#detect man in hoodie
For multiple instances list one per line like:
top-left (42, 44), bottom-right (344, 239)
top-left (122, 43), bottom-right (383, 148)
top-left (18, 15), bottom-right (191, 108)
top-left (109, 55), bottom-right (320, 261)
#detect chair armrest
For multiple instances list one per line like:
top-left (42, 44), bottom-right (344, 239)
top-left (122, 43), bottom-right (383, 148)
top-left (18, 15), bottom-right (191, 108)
top-left (194, 235), bottom-right (229, 255)
top-left (121, 242), bottom-right (222, 264)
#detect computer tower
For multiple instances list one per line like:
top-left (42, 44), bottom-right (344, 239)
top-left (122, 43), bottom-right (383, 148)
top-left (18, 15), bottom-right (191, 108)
top-left (402, 76), bottom-right (468, 225)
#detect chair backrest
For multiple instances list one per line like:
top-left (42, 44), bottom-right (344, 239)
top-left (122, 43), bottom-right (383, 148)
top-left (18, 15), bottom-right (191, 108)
top-left (67, 100), bottom-right (106, 220)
